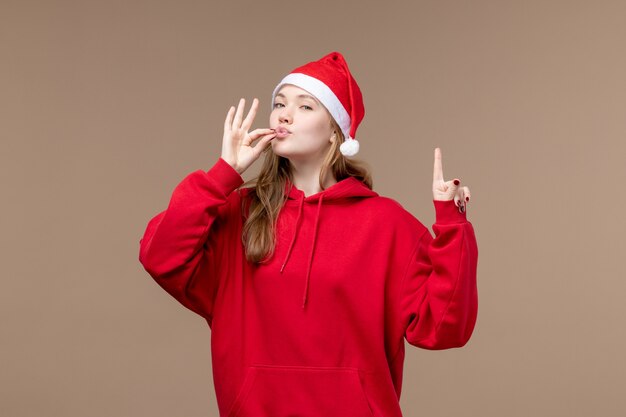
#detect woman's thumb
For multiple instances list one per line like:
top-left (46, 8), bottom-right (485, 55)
top-left (447, 178), bottom-right (461, 192)
top-left (252, 133), bottom-right (276, 155)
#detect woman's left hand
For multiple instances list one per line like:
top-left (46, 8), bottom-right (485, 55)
top-left (432, 147), bottom-right (471, 213)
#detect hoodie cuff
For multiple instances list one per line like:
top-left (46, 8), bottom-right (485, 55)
top-left (206, 157), bottom-right (245, 196)
top-left (433, 199), bottom-right (467, 224)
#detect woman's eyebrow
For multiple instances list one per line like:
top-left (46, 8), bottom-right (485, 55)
top-left (276, 92), bottom-right (319, 102)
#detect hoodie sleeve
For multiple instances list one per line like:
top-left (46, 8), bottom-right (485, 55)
top-left (398, 199), bottom-right (478, 350)
top-left (138, 157), bottom-right (244, 324)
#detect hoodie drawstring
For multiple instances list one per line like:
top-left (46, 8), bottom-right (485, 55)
top-left (302, 194), bottom-right (323, 308)
top-left (279, 192), bottom-right (325, 309)
top-left (280, 193), bottom-right (304, 273)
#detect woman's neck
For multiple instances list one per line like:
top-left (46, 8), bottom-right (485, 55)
top-left (289, 159), bottom-right (337, 197)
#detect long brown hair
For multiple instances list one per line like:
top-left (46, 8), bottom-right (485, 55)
top-left (239, 116), bottom-right (373, 264)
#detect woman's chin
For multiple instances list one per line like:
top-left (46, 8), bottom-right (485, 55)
top-left (271, 146), bottom-right (303, 161)
top-left (270, 142), bottom-right (289, 157)
top-left (271, 138), bottom-right (288, 148)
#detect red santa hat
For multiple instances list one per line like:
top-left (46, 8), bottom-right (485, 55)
top-left (271, 51), bottom-right (365, 157)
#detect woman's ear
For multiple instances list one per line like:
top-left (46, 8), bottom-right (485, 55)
top-left (330, 132), bottom-right (337, 144)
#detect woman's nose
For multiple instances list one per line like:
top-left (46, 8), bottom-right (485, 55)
top-left (279, 109), bottom-right (292, 123)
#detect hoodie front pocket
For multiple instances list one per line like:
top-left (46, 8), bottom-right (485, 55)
top-left (227, 364), bottom-right (375, 417)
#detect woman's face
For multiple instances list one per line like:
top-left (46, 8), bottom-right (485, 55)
top-left (269, 84), bottom-right (335, 162)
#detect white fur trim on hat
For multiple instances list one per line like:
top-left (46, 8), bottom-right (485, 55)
top-left (272, 72), bottom-right (352, 142)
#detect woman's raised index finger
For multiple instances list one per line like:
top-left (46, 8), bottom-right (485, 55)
top-left (433, 147), bottom-right (444, 181)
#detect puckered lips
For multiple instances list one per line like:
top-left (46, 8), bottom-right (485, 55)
top-left (274, 126), bottom-right (292, 138)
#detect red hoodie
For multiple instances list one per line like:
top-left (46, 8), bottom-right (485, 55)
top-left (139, 157), bottom-right (478, 417)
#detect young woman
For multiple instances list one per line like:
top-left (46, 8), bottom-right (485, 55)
top-left (139, 51), bottom-right (478, 417)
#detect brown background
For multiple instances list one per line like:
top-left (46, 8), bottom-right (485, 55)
top-left (2, 0), bottom-right (625, 416)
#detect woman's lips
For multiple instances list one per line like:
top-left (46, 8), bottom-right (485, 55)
top-left (274, 127), bottom-right (291, 138)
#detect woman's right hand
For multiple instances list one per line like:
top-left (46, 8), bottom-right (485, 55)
top-left (221, 97), bottom-right (276, 175)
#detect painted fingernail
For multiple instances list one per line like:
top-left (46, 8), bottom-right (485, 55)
top-left (454, 180), bottom-right (460, 185)
top-left (466, 197), bottom-right (469, 201)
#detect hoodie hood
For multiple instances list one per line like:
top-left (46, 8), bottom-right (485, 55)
top-left (279, 176), bottom-right (379, 309)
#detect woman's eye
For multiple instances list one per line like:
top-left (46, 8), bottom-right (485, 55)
top-left (273, 103), bottom-right (313, 110)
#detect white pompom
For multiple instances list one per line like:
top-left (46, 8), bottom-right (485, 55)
top-left (340, 138), bottom-right (360, 156)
